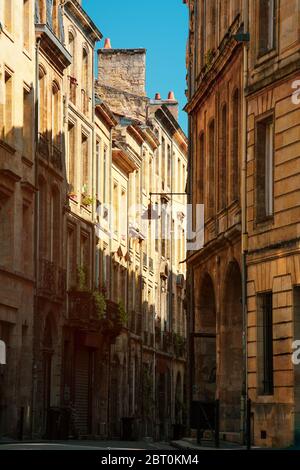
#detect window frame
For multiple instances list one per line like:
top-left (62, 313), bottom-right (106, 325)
top-left (255, 110), bottom-right (275, 224)
top-left (257, 291), bottom-right (274, 396)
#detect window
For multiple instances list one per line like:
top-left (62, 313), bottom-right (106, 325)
top-left (51, 81), bottom-right (60, 148)
top-left (200, 0), bottom-right (206, 69)
top-left (68, 32), bottom-right (76, 104)
top-left (219, 105), bottom-right (227, 210)
top-left (4, 71), bottom-right (13, 142)
top-left (81, 134), bottom-right (88, 190)
top-left (208, 120), bottom-right (215, 217)
top-left (231, 90), bottom-right (239, 201)
top-left (113, 182), bottom-right (119, 235)
top-left (101, 243), bottom-right (108, 288)
top-left (0, 193), bottom-right (13, 267)
top-left (103, 146), bottom-right (107, 204)
top-left (39, 67), bottom-right (46, 134)
top-left (23, 87), bottom-right (32, 157)
top-left (50, 187), bottom-right (60, 264)
top-left (121, 189), bottom-right (127, 241)
top-left (38, 176), bottom-right (47, 257)
top-left (68, 122), bottom-right (75, 188)
top-left (80, 232), bottom-right (90, 286)
top-left (96, 140), bottom-right (101, 200)
top-left (149, 157), bottom-right (153, 193)
top-left (22, 203), bottom-right (31, 274)
top-left (67, 227), bottom-right (76, 289)
top-left (198, 133), bottom-right (205, 204)
top-left (167, 144), bottom-right (171, 188)
top-left (23, 0), bottom-right (30, 50)
top-left (258, 0), bottom-right (276, 55)
top-left (82, 48), bottom-right (88, 114)
top-left (256, 114), bottom-right (274, 221)
top-left (161, 137), bottom-right (166, 187)
top-left (4, 0), bottom-right (12, 32)
top-left (257, 292), bottom-right (273, 395)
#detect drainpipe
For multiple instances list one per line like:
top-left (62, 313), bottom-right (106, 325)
top-left (31, 34), bottom-right (41, 438)
top-left (241, 0), bottom-right (249, 444)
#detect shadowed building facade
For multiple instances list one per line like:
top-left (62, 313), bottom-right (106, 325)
top-left (185, 0), bottom-right (300, 448)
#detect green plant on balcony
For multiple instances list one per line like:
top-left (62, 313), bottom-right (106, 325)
top-left (81, 194), bottom-right (94, 207)
top-left (118, 300), bottom-right (128, 326)
top-left (93, 290), bottom-right (106, 320)
top-left (77, 265), bottom-right (88, 291)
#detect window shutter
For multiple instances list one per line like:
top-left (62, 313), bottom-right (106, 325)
top-left (35, 0), bottom-right (40, 23)
top-left (58, 4), bottom-right (65, 43)
top-left (46, 0), bottom-right (53, 29)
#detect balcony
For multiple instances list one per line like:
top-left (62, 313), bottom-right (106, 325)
top-left (37, 133), bottom-right (50, 160)
top-left (102, 300), bottom-right (123, 339)
top-left (51, 144), bottom-right (63, 171)
top-left (68, 294), bottom-right (123, 340)
top-left (68, 291), bottom-right (99, 324)
top-left (162, 331), bottom-right (173, 354)
top-left (38, 259), bottom-right (66, 301)
top-left (37, 135), bottom-right (63, 172)
top-left (173, 334), bottom-right (187, 358)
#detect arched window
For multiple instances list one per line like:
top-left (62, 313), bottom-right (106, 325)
top-left (231, 89), bottom-right (239, 201)
top-left (219, 104), bottom-right (227, 210)
top-left (50, 186), bottom-right (60, 264)
top-left (51, 81), bottom-right (60, 148)
top-left (82, 47), bottom-right (88, 91)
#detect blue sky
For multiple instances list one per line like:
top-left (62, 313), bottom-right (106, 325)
top-left (82, 0), bottom-right (188, 134)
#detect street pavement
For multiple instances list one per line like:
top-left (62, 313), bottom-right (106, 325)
top-left (0, 439), bottom-right (175, 451)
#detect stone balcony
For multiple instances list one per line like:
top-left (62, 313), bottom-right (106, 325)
top-left (67, 293), bottom-right (123, 341)
top-left (38, 258), bottom-right (66, 301)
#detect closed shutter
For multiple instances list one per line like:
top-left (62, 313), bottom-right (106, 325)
top-left (74, 348), bottom-right (90, 435)
top-left (46, 0), bottom-right (53, 29)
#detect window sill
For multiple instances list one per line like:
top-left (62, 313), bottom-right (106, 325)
top-left (22, 156), bottom-right (33, 167)
top-left (23, 48), bottom-right (32, 61)
top-left (254, 215), bottom-right (274, 230)
top-left (255, 48), bottom-right (277, 68)
top-left (0, 139), bottom-right (16, 155)
top-left (2, 28), bottom-right (14, 43)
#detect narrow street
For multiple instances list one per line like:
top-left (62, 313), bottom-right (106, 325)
top-left (0, 440), bottom-right (175, 451)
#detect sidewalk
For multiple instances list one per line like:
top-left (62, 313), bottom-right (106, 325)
top-left (171, 437), bottom-right (249, 451)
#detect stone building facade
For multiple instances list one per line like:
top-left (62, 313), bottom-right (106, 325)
top-left (0, 0), bottom-right (187, 441)
top-left (0, 0), bottom-right (36, 438)
top-left (185, 0), bottom-right (300, 448)
top-left (96, 45), bottom-right (188, 441)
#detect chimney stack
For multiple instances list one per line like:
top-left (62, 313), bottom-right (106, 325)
top-left (103, 38), bottom-right (112, 49)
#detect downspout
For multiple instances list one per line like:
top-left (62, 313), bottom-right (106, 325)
top-left (186, 113), bottom-right (193, 435)
top-left (32, 34), bottom-right (41, 438)
top-left (241, 0), bottom-right (249, 443)
top-left (170, 138), bottom-right (174, 435)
